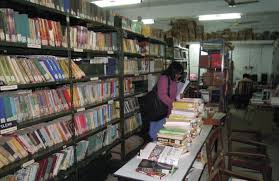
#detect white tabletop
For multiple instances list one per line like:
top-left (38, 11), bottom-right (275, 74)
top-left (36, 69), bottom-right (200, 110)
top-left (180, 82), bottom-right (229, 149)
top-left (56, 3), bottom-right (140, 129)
top-left (114, 125), bottom-right (213, 181)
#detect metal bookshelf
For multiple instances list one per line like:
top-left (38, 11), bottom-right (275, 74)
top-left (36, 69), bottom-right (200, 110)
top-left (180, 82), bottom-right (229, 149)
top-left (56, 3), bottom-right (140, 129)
top-left (0, 1), bottom-right (168, 180)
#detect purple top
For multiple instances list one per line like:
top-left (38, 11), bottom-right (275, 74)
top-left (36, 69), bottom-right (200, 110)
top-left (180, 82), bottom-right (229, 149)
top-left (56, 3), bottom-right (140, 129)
top-left (157, 75), bottom-right (177, 116)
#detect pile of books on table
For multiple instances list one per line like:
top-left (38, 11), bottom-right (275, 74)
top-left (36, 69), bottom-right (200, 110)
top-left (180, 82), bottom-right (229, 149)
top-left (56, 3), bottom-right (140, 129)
top-left (157, 98), bottom-right (204, 152)
top-left (136, 142), bottom-right (182, 179)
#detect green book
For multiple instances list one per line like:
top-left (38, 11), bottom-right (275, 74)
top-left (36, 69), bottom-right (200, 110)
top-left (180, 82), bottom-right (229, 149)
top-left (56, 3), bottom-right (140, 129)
top-left (1, 57), bottom-right (12, 84)
top-left (0, 9), bottom-right (8, 42)
top-left (14, 12), bottom-right (22, 43)
top-left (3, 96), bottom-right (13, 122)
top-left (33, 58), bottom-right (50, 81)
top-left (159, 128), bottom-right (186, 136)
top-left (0, 57), bottom-right (6, 83)
top-left (4, 57), bottom-right (16, 83)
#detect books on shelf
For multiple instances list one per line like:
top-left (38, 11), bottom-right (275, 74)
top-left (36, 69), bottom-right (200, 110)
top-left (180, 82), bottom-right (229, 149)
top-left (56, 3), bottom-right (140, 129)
top-left (150, 44), bottom-right (165, 57)
top-left (70, 26), bottom-right (117, 51)
top-left (0, 8), bottom-right (67, 47)
top-left (75, 57), bottom-right (117, 77)
top-left (124, 78), bottom-right (134, 96)
top-left (0, 115), bottom-right (72, 168)
top-left (72, 79), bottom-right (119, 108)
top-left (0, 87), bottom-right (71, 123)
top-left (0, 56), bottom-right (85, 86)
top-left (124, 113), bottom-right (142, 134)
top-left (123, 39), bottom-right (140, 54)
top-left (1, 145), bottom-right (75, 181)
top-left (74, 101), bottom-right (120, 136)
top-left (124, 97), bottom-right (139, 115)
top-left (124, 57), bottom-right (139, 75)
top-left (139, 59), bottom-right (149, 74)
top-left (150, 59), bottom-right (165, 72)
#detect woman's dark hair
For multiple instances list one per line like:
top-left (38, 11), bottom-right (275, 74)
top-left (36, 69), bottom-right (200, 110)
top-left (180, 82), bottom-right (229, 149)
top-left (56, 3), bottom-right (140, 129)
top-left (162, 61), bottom-right (184, 81)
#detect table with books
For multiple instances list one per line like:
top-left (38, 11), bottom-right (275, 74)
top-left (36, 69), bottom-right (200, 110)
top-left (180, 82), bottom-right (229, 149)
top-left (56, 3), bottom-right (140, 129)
top-left (114, 98), bottom-right (214, 181)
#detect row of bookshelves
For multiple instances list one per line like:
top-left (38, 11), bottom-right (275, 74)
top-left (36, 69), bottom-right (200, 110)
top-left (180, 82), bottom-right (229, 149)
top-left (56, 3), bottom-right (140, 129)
top-left (0, 117), bottom-right (120, 179)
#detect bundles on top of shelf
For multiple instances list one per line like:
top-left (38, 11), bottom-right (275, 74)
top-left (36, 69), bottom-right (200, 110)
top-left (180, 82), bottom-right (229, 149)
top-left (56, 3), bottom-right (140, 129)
top-left (123, 39), bottom-right (140, 54)
top-left (0, 87), bottom-right (71, 123)
top-left (124, 57), bottom-right (139, 75)
top-left (74, 102), bottom-right (120, 136)
top-left (1, 146), bottom-right (75, 181)
top-left (72, 79), bottom-right (119, 108)
top-left (75, 57), bottom-right (117, 77)
top-left (124, 97), bottom-right (139, 115)
top-left (70, 27), bottom-right (117, 51)
top-left (124, 113), bottom-right (142, 134)
top-left (0, 8), bottom-right (67, 47)
top-left (0, 56), bottom-right (85, 85)
top-left (0, 115), bottom-right (72, 168)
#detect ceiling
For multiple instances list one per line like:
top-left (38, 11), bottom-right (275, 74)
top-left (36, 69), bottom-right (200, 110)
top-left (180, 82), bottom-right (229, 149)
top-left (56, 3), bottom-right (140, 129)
top-left (91, 0), bottom-right (279, 32)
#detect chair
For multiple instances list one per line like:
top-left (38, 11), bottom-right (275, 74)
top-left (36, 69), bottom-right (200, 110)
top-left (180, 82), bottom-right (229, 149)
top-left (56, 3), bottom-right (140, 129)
top-left (206, 127), bottom-right (270, 181)
top-left (234, 80), bottom-right (253, 109)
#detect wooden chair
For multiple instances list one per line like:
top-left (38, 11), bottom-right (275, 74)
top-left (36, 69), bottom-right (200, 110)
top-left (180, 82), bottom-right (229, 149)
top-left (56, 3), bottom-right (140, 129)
top-left (206, 127), bottom-right (270, 181)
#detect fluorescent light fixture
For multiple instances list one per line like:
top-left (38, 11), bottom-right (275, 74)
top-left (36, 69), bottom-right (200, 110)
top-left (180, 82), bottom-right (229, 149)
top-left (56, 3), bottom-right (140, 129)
top-left (92, 0), bottom-right (142, 7)
top-left (199, 13), bottom-right (241, 21)
top-left (133, 19), bottom-right (155, 24)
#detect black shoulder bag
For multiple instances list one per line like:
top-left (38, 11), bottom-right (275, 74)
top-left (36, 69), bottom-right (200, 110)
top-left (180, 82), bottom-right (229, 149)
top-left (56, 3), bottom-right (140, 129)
top-left (138, 77), bottom-right (170, 122)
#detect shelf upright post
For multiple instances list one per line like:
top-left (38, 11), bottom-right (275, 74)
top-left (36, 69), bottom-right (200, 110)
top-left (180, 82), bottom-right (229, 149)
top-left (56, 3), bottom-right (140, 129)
top-left (115, 16), bottom-right (126, 162)
top-left (66, 13), bottom-right (78, 181)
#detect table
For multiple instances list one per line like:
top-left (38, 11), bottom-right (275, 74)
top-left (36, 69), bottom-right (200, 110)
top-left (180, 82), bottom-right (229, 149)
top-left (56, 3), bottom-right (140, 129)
top-left (114, 125), bottom-right (213, 181)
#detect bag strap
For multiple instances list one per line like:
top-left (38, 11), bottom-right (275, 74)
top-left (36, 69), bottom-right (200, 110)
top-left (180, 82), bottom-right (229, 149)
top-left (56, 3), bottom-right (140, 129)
top-left (154, 76), bottom-right (171, 97)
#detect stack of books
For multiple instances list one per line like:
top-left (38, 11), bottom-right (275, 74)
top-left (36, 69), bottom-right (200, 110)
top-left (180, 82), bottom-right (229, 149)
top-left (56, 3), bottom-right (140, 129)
top-left (157, 98), bottom-right (204, 152)
top-left (70, 27), bottom-right (117, 51)
top-left (72, 79), bottom-right (119, 108)
top-left (74, 102), bottom-right (120, 136)
top-left (0, 8), bottom-right (67, 47)
top-left (124, 78), bottom-right (134, 96)
top-left (136, 142), bottom-right (182, 179)
top-left (0, 115), bottom-right (73, 168)
top-left (124, 98), bottom-right (139, 115)
top-left (123, 39), bottom-right (140, 54)
top-left (0, 56), bottom-right (85, 85)
top-left (0, 87), bottom-right (71, 123)
top-left (124, 57), bottom-right (139, 75)
top-left (124, 113), bottom-right (142, 134)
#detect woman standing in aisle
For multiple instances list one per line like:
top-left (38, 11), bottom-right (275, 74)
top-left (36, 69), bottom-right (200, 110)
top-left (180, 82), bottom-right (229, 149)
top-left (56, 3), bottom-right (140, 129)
top-left (148, 62), bottom-right (184, 141)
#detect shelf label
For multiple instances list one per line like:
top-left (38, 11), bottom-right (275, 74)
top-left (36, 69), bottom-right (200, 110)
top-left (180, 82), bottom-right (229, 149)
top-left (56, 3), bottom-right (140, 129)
top-left (107, 50), bottom-right (114, 54)
top-left (74, 48), bottom-right (84, 52)
top-left (0, 85), bottom-right (18, 91)
top-left (0, 121), bottom-right (17, 135)
top-left (77, 108), bottom-right (86, 112)
top-left (27, 43), bottom-right (41, 49)
top-left (108, 100), bottom-right (114, 104)
top-left (90, 77), bottom-right (99, 81)
top-left (22, 159), bottom-right (35, 168)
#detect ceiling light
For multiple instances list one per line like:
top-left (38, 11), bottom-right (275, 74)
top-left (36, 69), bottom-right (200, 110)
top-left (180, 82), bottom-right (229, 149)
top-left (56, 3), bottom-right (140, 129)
top-left (199, 13), bottom-right (241, 21)
top-left (92, 0), bottom-right (142, 8)
top-left (133, 19), bottom-right (155, 24)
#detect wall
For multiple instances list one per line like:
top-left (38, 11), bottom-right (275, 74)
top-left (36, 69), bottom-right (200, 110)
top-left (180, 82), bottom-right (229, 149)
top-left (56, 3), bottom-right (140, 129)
top-left (232, 43), bottom-right (274, 83)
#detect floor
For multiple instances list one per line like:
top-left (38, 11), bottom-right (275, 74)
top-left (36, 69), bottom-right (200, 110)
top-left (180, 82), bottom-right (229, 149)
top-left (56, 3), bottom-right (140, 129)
top-left (105, 107), bottom-right (279, 181)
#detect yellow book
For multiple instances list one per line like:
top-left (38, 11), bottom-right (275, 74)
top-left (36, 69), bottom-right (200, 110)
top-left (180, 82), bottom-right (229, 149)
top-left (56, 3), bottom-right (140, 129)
top-left (0, 151), bottom-right (10, 166)
top-left (10, 57), bottom-right (26, 84)
top-left (168, 114), bottom-right (191, 121)
top-left (0, 159), bottom-right (4, 168)
top-left (173, 102), bottom-right (195, 110)
top-left (11, 138), bottom-right (28, 158)
top-left (0, 146), bottom-right (15, 163)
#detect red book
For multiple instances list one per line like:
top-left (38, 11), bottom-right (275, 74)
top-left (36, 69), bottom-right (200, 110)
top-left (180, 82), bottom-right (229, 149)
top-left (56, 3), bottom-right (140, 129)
top-left (210, 54), bottom-right (222, 68)
top-left (36, 159), bottom-right (48, 181)
top-left (62, 88), bottom-right (72, 108)
top-left (49, 155), bottom-right (58, 179)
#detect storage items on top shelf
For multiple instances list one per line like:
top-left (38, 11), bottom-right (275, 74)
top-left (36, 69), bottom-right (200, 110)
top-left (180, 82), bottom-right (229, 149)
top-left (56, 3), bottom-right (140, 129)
top-left (120, 16), bottom-right (164, 41)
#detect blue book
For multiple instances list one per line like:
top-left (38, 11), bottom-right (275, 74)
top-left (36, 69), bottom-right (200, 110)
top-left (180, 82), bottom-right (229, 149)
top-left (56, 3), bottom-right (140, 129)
top-left (48, 57), bottom-right (63, 80)
top-left (52, 58), bottom-right (65, 80)
top-left (14, 12), bottom-right (22, 43)
top-left (3, 96), bottom-right (12, 122)
top-left (64, 0), bottom-right (70, 13)
top-left (99, 108), bottom-right (103, 126)
top-left (93, 110), bottom-right (98, 128)
top-left (0, 97), bottom-right (6, 123)
top-left (43, 58), bottom-right (59, 81)
top-left (20, 14), bottom-right (29, 43)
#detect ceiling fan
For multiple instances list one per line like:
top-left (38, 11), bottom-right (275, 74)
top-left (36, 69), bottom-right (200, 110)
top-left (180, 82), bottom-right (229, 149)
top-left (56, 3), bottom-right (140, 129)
top-left (224, 0), bottom-right (260, 7)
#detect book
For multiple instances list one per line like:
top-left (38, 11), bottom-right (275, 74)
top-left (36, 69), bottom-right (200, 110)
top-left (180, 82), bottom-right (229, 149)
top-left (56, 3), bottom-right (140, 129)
top-left (124, 113), bottom-right (142, 134)
top-left (124, 97), bottom-right (139, 115)
top-left (138, 143), bottom-right (182, 167)
top-left (124, 57), bottom-right (139, 75)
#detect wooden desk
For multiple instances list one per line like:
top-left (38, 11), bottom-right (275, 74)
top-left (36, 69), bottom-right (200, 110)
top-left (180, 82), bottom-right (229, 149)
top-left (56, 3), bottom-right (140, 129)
top-left (114, 125), bottom-right (213, 181)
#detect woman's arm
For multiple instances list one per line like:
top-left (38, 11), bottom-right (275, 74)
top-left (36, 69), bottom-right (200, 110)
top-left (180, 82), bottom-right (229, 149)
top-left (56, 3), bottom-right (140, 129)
top-left (157, 76), bottom-right (173, 108)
